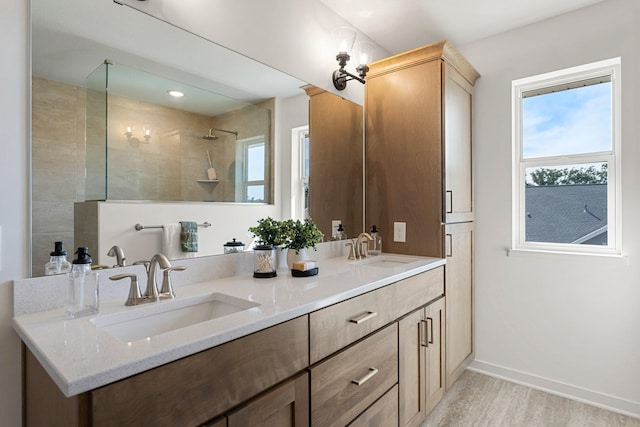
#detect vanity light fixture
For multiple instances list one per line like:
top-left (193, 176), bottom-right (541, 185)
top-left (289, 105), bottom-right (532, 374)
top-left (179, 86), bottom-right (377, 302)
top-left (167, 90), bottom-right (185, 98)
top-left (124, 123), bottom-right (152, 143)
top-left (331, 27), bottom-right (374, 91)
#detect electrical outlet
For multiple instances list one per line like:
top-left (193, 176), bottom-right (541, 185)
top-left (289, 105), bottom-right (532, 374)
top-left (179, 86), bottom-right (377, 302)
top-left (393, 222), bottom-right (406, 242)
top-left (331, 220), bottom-right (341, 239)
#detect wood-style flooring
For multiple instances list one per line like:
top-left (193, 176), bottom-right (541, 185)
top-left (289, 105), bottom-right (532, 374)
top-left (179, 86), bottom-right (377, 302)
top-left (422, 370), bottom-right (640, 427)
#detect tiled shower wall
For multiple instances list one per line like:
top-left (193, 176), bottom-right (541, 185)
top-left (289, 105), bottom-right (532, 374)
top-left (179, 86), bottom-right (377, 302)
top-left (31, 77), bottom-right (86, 276)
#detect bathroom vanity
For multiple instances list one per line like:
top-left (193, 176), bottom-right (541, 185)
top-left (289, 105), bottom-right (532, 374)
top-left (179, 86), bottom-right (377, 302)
top-left (15, 252), bottom-right (447, 426)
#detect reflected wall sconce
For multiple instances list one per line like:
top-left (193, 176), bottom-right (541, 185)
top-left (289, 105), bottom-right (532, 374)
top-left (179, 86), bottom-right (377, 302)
top-left (124, 123), bottom-right (152, 143)
top-left (331, 27), bottom-right (374, 91)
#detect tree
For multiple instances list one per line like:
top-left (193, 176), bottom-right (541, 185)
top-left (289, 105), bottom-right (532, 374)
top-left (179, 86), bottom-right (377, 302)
top-left (527, 164), bottom-right (607, 186)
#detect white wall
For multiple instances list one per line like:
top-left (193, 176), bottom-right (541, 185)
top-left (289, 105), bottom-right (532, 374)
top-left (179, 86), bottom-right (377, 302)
top-left (0, 0), bottom-right (28, 425)
top-left (459, 0), bottom-right (640, 416)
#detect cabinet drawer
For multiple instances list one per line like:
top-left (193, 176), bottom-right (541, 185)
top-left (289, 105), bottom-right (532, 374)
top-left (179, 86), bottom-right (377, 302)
top-left (91, 316), bottom-right (308, 427)
top-left (395, 266), bottom-right (444, 318)
top-left (350, 384), bottom-right (399, 427)
top-left (310, 323), bottom-right (398, 427)
top-left (310, 283), bottom-right (396, 363)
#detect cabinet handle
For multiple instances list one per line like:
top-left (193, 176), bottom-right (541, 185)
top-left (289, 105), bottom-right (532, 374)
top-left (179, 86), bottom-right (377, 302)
top-left (446, 234), bottom-right (453, 257)
top-left (352, 367), bottom-right (379, 386)
top-left (446, 190), bottom-right (453, 214)
top-left (426, 317), bottom-right (434, 344)
top-left (349, 311), bottom-right (378, 324)
top-left (419, 320), bottom-right (428, 347)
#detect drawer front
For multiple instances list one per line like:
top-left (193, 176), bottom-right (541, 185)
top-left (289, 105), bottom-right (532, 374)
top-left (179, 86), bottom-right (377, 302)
top-left (310, 284), bottom-right (396, 363)
top-left (395, 267), bottom-right (444, 319)
top-left (311, 323), bottom-right (398, 427)
top-left (91, 316), bottom-right (308, 427)
top-left (349, 384), bottom-right (399, 427)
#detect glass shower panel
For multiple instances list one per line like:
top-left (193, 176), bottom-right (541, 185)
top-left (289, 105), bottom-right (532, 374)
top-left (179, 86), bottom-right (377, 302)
top-left (84, 61), bottom-right (108, 200)
top-left (84, 61), bottom-right (273, 203)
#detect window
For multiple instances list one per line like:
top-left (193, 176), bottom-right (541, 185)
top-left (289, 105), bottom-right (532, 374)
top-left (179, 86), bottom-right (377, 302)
top-left (236, 136), bottom-right (266, 203)
top-left (512, 58), bottom-right (621, 255)
top-left (291, 125), bottom-right (310, 220)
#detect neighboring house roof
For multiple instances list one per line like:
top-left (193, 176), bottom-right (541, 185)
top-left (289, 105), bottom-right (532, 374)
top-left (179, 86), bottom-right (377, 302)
top-left (525, 184), bottom-right (607, 244)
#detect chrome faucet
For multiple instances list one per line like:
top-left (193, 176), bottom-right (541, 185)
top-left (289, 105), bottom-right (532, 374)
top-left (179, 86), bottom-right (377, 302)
top-left (355, 232), bottom-right (374, 259)
top-left (145, 253), bottom-right (172, 300)
top-left (346, 233), bottom-right (374, 260)
top-left (107, 245), bottom-right (127, 267)
top-left (110, 253), bottom-right (186, 305)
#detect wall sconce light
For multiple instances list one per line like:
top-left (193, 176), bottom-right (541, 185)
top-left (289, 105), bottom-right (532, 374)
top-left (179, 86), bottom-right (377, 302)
top-left (331, 27), bottom-right (374, 91)
top-left (124, 123), bottom-right (151, 143)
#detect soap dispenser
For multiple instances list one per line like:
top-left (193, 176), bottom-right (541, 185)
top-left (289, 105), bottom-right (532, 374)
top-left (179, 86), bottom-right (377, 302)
top-left (336, 224), bottom-right (347, 240)
top-left (65, 247), bottom-right (99, 318)
top-left (45, 241), bottom-right (72, 276)
top-left (369, 225), bottom-right (382, 256)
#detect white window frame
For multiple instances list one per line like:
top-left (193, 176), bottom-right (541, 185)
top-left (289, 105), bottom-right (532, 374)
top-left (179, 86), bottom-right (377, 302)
top-left (235, 135), bottom-right (266, 203)
top-left (290, 125), bottom-right (309, 221)
top-left (511, 57), bottom-right (622, 256)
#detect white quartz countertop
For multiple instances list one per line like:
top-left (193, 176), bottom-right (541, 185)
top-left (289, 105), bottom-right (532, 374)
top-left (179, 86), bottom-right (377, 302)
top-left (13, 254), bottom-right (445, 397)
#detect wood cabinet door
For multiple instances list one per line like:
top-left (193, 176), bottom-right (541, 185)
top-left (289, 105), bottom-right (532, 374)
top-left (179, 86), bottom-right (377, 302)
top-left (227, 373), bottom-right (309, 427)
top-left (445, 221), bottom-right (474, 389)
top-left (398, 309), bottom-right (427, 427)
top-left (425, 297), bottom-right (446, 412)
top-left (443, 63), bottom-right (474, 224)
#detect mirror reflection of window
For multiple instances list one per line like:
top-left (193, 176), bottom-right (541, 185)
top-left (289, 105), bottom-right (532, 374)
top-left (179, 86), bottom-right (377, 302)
top-left (291, 126), bottom-right (310, 220)
top-left (236, 136), bottom-right (266, 203)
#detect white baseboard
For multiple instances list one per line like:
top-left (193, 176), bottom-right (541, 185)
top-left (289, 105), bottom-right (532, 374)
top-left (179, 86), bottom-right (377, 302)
top-left (469, 359), bottom-right (640, 420)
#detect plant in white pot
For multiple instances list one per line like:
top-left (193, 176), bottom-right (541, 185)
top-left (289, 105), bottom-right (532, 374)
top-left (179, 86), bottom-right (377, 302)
top-left (280, 218), bottom-right (324, 269)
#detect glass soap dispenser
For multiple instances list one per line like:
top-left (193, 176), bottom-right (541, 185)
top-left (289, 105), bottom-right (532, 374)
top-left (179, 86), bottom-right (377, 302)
top-left (45, 241), bottom-right (72, 276)
top-left (369, 225), bottom-right (382, 255)
top-left (65, 247), bottom-right (99, 318)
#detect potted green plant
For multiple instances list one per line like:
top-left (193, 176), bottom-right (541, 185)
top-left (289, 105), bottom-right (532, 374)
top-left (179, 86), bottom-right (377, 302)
top-left (248, 217), bottom-right (288, 248)
top-left (280, 218), bottom-right (324, 268)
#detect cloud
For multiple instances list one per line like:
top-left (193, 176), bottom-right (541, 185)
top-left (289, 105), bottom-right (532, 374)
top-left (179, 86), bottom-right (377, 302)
top-left (522, 82), bottom-right (611, 158)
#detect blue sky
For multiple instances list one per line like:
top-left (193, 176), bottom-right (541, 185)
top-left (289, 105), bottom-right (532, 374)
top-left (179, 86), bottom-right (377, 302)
top-left (522, 82), bottom-right (611, 158)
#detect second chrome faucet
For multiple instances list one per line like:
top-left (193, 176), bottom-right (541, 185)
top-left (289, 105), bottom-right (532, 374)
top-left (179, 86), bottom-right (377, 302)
top-left (110, 253), bottom-right (186, 306)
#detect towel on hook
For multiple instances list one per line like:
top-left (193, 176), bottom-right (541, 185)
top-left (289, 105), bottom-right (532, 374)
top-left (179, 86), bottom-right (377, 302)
top-left (161, 223), bottom-right (183, 261)
top-left (180, 221), bottom-right (199, 254)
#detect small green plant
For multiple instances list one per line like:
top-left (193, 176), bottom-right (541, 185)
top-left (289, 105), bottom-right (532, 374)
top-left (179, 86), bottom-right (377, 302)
top-left (248, 217), bottom-right (324, 252)
top-left (280, 218), bottom-right (324, 253)
top-left (248, 217), bottom-right (288, 247)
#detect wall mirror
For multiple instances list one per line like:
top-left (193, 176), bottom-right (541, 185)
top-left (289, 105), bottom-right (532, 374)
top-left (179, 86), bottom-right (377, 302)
top-left (31, 0), bottom-right (364, 276)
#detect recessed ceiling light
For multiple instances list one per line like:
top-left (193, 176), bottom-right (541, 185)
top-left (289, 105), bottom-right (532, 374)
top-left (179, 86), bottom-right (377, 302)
top-left (167, 90), bottom-right (184, 98)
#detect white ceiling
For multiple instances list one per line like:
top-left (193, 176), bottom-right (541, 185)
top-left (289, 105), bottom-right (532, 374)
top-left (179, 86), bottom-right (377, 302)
top-left (33, 0), bottom-right (608, 116)
top-left (319, 0), bottom-right (607, 54)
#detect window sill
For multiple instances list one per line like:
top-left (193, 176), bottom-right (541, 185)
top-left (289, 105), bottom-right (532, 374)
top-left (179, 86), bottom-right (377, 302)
top-left (506, 247), bottom-right (628, 264)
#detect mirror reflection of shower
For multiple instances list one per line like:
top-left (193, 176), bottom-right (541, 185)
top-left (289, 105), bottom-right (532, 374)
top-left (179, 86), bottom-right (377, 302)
top-left (84, 60), bottom-right (273, 203)
top-left (202, 128), bottom-right (238, 141)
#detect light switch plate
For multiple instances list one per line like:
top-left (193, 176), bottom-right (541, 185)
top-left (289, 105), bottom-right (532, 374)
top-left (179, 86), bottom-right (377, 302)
top-left (393, 222), bottom-right (406, 242)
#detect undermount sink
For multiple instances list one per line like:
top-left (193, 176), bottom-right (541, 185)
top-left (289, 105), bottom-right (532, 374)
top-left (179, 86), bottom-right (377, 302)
top-left (367, 259), bottom-right (412, 268)
top-left (353, 254), bottom-right (419, 268)
top-left (92, 293), bottom-right (260, 342)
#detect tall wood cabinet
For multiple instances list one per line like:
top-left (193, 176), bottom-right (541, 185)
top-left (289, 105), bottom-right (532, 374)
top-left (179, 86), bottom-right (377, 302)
top-left (365, 40), bottom-right (479, 391)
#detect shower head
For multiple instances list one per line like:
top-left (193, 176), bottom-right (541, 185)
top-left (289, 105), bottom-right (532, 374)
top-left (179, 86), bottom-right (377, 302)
top-left (202, 129), bottom-right (219, 140)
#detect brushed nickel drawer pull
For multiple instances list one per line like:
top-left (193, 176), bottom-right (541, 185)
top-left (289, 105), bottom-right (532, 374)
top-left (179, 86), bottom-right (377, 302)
top-left (419, 320), bottom-right (428, 347)
top-left (446, 190), bottom-right (453, 214)
top-left (446, 234), bottom-right (453, 257)
top-left (352, 367), bottom-right (379, 386)
top-left (426, 317), bottom-right (434, 344)
top-left (349, 311), bottom-right (378, 324)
